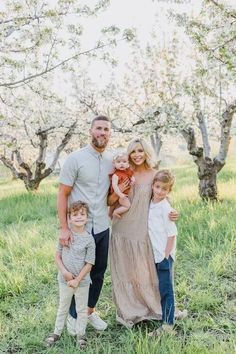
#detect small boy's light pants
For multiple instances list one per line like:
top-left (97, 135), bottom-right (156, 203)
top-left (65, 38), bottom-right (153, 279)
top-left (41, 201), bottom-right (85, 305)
top-left (54, 282), bottom-right (89, 337)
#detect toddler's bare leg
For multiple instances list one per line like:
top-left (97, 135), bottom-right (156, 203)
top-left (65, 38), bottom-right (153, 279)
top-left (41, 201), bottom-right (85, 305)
top-left (109, 201), bottom-right (119, 219)
top-left (113, 197), bottom-right (131, 218)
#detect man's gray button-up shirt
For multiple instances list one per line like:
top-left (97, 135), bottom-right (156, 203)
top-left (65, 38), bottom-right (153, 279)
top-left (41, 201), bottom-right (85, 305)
top-left (59, 144), bottom-right (113, 234)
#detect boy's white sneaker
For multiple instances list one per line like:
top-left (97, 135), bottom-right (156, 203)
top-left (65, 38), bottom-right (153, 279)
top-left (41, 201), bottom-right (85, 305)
top-left (88, 312), bottom-right (107, 331)
top-left (148, 324), bottom-right (176, 337)
top-left (175, 309), bottom-right (188, 320)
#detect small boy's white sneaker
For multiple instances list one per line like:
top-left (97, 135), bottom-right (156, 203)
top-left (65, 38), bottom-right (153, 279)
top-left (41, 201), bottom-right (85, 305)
top-left (66, 315), bottom-right (77, 336)
top-left (88, 312), bottom-right (107, 330)
top-left (175, 309), bottom-right (188, 320)
top-left (148, 324), bottom-right (176, 337)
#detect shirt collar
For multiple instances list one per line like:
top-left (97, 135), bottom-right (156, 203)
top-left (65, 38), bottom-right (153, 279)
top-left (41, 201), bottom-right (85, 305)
top-left (87, 144), bottom-right (104, 158)
top-left (150, 198), bottom-right (166, 207)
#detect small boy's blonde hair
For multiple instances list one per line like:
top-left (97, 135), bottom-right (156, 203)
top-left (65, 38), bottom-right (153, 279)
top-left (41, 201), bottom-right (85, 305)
top-left (153, 169), bottom-right (175, 190)
top-left (68, 201), bottom-right (89, 217)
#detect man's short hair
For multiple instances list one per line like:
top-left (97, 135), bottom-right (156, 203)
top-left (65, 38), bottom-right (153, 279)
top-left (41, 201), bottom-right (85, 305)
top-left (91, 115), bottom-right (111, 127)
top-left (68, 201), bottom-right (89, 216)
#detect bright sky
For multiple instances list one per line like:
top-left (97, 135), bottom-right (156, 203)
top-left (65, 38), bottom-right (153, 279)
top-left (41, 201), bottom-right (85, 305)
top-left (78, 0), bottom-right (203, 84)
top-left (53, 0), bottom-right (204, 95)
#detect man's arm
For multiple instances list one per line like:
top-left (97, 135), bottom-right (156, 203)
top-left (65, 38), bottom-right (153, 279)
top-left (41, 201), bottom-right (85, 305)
top-left (57, 183), bottom-right (73, 246)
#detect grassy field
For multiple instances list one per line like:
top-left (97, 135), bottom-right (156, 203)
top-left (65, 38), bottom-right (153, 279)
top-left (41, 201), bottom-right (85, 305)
top-left (0, 159), bottom-right (236, 354)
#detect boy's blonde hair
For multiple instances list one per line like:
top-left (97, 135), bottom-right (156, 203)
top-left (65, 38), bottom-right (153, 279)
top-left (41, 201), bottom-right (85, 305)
top-left (68, 201), bottom-right (89, 217)
top-left (153, 169), bottom-right (175, 190)
top-left (127, 137), bottom-right (156, 169)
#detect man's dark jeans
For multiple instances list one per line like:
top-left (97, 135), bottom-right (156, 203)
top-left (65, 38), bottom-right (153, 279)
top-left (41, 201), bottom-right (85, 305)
top-left (69, 228), bottom-right (109, 319)
top-left (156, 256), bottom-right (174, 325)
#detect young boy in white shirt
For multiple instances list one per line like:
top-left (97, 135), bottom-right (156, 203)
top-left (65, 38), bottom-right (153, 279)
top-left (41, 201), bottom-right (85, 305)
top-left (148, 169), bottom-right (177, 335)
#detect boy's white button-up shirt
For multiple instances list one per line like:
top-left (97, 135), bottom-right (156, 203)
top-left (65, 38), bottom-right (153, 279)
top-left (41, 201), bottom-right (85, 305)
top-left (148, 198), bottom-right (178, 263)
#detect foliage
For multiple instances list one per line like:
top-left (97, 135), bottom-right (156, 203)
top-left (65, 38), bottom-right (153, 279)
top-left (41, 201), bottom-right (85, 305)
top-left (172, 0), bottom-right (236, 80)
top-left (0, 0), bottom-right (135, 189)
top-left (0, 0), bottom-right (111, 89)
top-left (0, 158), bottom-right (236, 353)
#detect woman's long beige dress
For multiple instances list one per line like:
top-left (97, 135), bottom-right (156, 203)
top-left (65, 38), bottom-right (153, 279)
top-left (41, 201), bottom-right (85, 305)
top-left (110, 181), bottom-right (162, 326)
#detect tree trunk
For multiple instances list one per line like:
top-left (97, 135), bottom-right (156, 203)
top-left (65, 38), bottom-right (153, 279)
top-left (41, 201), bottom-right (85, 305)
top-left (197, 158), bottom-right (220, 201)
top-left (23, 178), bottom-right (41, 192)
top-left (150, 132), bottom-right (162, 157)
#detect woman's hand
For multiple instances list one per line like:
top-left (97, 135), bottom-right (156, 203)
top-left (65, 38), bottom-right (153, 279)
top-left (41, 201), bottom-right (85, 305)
top-left (107, 178), bottom-right (131, 206)
top-left (119, 177), bottom-right (130, 192)
top-left (168, 210), bottom-right (179, 221)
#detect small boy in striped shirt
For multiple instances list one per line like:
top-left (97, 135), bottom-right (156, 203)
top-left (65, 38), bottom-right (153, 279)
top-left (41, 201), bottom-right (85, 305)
top-left (45, 201), bottom-right (95, 349)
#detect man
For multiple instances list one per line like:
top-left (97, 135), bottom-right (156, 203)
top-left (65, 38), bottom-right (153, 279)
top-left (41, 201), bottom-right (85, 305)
top-left (58, 115), bottom-right (128, 332)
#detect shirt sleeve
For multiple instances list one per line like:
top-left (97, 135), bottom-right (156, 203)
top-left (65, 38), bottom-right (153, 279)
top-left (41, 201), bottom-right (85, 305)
top-left (162, 201), bottom-right (178, 238)
top-left (59, 152), bottom-right (78, 186)
top-left (85, 237), bottom-right (96, 265)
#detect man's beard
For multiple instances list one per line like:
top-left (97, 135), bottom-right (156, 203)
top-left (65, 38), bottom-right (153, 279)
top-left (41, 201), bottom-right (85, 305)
top-left (92, 136), bottom-right (108, 149)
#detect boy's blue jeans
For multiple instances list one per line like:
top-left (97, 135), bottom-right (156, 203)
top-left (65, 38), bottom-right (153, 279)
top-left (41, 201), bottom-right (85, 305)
top-left (155, 256), bottom-right (175, 325)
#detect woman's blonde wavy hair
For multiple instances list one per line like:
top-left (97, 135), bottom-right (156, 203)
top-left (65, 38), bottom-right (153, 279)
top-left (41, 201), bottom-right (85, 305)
top-left (127, 137), bottom-right (157, 169)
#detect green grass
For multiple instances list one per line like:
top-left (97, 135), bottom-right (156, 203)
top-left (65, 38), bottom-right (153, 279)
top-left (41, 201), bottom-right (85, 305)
top-left (0, 160), bottom-right (236, 354)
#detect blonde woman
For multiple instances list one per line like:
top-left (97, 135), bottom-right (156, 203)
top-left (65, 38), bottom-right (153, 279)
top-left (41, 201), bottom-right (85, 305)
top-left (108, 137), bottom-right (180, 327)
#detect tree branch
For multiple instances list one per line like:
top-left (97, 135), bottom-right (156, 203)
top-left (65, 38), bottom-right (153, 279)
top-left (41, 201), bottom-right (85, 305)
top-left (181, 127), bottom-right (204, 166)
top-left (42, 120), bottom-right (78, 177)
top-left (0, 13), bottom-right (63, 25)
top-left (208, 0), bottom-right (236, 20)
top-left (23, 119), bottom-right (37, 148)
top-left (35, 130), bottom-right (48, 177)
top-left (0, 154), bottom-right (26, 179)
top-left (211, 34), bottom-right (236, 52)
top-left (214, 100), bottom-right (236, 170)
top-left (197, 111), bottom-right (211, 158)
top-left (150, 131), bottom-right (162, 157)
top-left (13, 149), bottom-right (32, 178)
top-left (0, 37), bottom-right (127, 88)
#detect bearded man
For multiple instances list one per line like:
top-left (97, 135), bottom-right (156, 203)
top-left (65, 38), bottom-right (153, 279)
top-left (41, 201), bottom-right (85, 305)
top-left (58, 115), bottom-right (128, 332)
